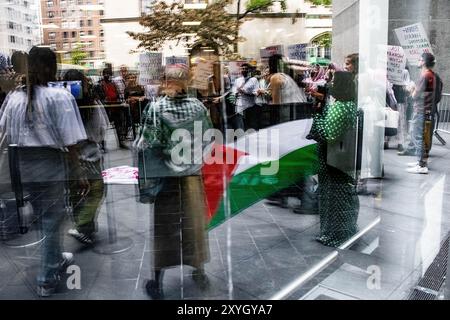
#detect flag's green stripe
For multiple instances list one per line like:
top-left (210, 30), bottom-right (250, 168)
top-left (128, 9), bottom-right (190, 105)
top-left (208, 144), bottom-right (318, 229)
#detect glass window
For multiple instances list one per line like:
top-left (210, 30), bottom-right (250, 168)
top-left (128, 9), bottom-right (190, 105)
top-left (1, 0), bottom-right (450, 303)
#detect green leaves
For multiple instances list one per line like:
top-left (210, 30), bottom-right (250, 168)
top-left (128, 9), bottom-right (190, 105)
top-left (128, 0), bottom-right (238, 55)
top-left (246, 0), bottom-right (273, 12)
top-left (309, 0), bottom-right (332, 6)
top-left (70, 45), bottom-right (87, 65)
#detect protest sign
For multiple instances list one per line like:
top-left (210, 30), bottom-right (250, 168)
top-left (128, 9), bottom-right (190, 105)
top-left (287, 44), bottom-right (308, 61)
top-left (191, 59), bottom-right (214, 90)
top-left (138, 52), bottom-right (163, 85)
top-left (395, 23), bottom-right (433, 65)
top-left (387, 46), bottom-right (407, 85)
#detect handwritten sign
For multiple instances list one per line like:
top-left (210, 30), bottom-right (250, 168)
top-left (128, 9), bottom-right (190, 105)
top-left (260, 45), bottom-right (284, 59)
top-left (395, 23), bottom-right (433, 66)
top-left (165, 56), bottom-right (189, 67)
top-left (287, 44), bottom-right (308, 61)
top-left (387, 46), bottom-right (407, 85)
top-left (191, 59), bottom-right (214, 90)
top-left (139, 52), bottom-right (163, 85)
top-left (227, 61), bottom-right (247, 84)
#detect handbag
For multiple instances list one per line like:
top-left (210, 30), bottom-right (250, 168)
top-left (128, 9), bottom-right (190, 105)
top-left (385, 107), bottom-right (399, 137)
top-left (134, 99), bottom-right (165, 203)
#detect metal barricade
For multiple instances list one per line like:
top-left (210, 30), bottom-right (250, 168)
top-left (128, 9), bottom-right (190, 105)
top-left (435, 93), bottom-right (450, 145)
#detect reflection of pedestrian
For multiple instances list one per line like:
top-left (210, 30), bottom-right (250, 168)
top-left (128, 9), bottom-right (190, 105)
top-left (393, 69), bottom-right (412, 151)
top-left (63, 69), bottom-right (109, 245)
top-left (0, 47), bottom-right (87, 296)
top-left (138, 64), bottom-right (213, 300)
top-left (308, 71), bottom-right (359, 247)
top-left (403, 53), bottom-right (441, 174)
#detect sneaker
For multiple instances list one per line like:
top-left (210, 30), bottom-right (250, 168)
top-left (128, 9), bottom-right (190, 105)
top-left (68, 229), bottom-right (94, 245)
top-left (407, 161), bottom-right (419, 167)
top-left (406, 165), bottom-right (429, 174)
top-left (37, 282), bottom-right (57, 298)
top-left (37, 253), bottom-right (74, 297)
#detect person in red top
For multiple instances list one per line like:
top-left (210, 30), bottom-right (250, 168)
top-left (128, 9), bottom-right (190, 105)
top-left (402, 53), bottom-right (441, 174)
top-left (96, 68), bottom-right (130, 149)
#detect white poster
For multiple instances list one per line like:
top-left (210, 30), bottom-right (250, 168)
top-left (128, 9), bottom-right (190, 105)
top-left (395, 23), bottom-right (434, 66)
top-left (387, 46), bottom-right (407, 85)
top-left (227, 61), bottom-right (247, 84)
top-left (191, 60), bottom-right (214, 90)
top-left (287, 44), bottom-right (308, 61)
top-left (139, 52), bottom-right (163, 85)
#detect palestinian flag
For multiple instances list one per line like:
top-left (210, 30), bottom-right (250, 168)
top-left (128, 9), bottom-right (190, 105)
top-left (202, 119), bottom-right (319, 229)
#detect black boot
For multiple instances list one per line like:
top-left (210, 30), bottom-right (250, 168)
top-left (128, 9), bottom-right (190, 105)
top-left (192, 268), bottom-right (210, 290)
top-left (145, 270), bottom-right (164, 299)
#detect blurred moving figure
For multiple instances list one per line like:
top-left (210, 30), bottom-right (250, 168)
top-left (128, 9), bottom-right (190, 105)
top-left (136, 64), bottom-right (213, 299)
top-left (0, 47), bottom-right (87, 296)
top-left (63, 69), bottom-right (109, 245)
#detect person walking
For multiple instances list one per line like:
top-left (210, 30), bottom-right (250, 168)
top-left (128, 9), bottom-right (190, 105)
top-left (0, 47), bottom-right (87, 296)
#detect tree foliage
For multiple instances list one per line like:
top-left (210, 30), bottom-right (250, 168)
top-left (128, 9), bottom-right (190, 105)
top-left (70, 45), bottom-right (87, 65)
top-left (127, 0), bottom-right (284, 57)
top-left (308, 0), bottom-right (332, 6)
top-left (312, 32), bottom-right (332, 47)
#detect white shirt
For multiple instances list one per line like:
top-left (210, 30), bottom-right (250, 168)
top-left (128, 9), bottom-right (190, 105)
top-left (0, 86), bottom-right (87, 149)
top-left (232, 76), bottom-right (259, 114)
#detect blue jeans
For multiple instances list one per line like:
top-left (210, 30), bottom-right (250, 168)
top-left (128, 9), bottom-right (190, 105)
top-left (28, 181), bottom-right (67, 287)
top-left (407, 112), bottom-right (432, 167)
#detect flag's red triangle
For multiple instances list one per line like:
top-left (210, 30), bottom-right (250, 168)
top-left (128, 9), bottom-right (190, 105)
top-left (202, 144), bottom-right (247, 222)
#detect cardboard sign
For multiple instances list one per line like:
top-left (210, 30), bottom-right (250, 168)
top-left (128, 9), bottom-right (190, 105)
top-left (287, 44), bottom-right (308, 61)
top-left (395, 23), bottom-right (434, 66)
top-left (387, 46), bottom-right (407, 85)
top-left (260, 45), bottom-right (284, 59)
top-left (191, 59), bottom-right (214, 90)
top-left (227, 61), bottom-right (247, 84)
top-left (165, 56), bottom-right (189, 67)
top-left (138, 52), bottom-right (163, 85)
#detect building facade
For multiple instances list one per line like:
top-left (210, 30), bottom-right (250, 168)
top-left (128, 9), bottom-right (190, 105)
top-left (40, 0), bottom-right (105, 68)
top-left (101, 0), bottom-right (332, 68)
top-left (0, 0), bottom-right (41, 56)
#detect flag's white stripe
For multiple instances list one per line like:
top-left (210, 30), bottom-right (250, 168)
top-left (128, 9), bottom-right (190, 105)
top-left (229, 119), bottom-right (316, 176)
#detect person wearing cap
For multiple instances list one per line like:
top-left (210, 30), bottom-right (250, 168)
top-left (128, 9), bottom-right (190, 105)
top-left (136, 63), bottom-right (213, 299)
top-left (401, 52), bottom-right (441, 175)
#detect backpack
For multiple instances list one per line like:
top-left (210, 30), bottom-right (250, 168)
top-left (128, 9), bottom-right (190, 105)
top-left (434, 72), bottom-right (443, 104)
